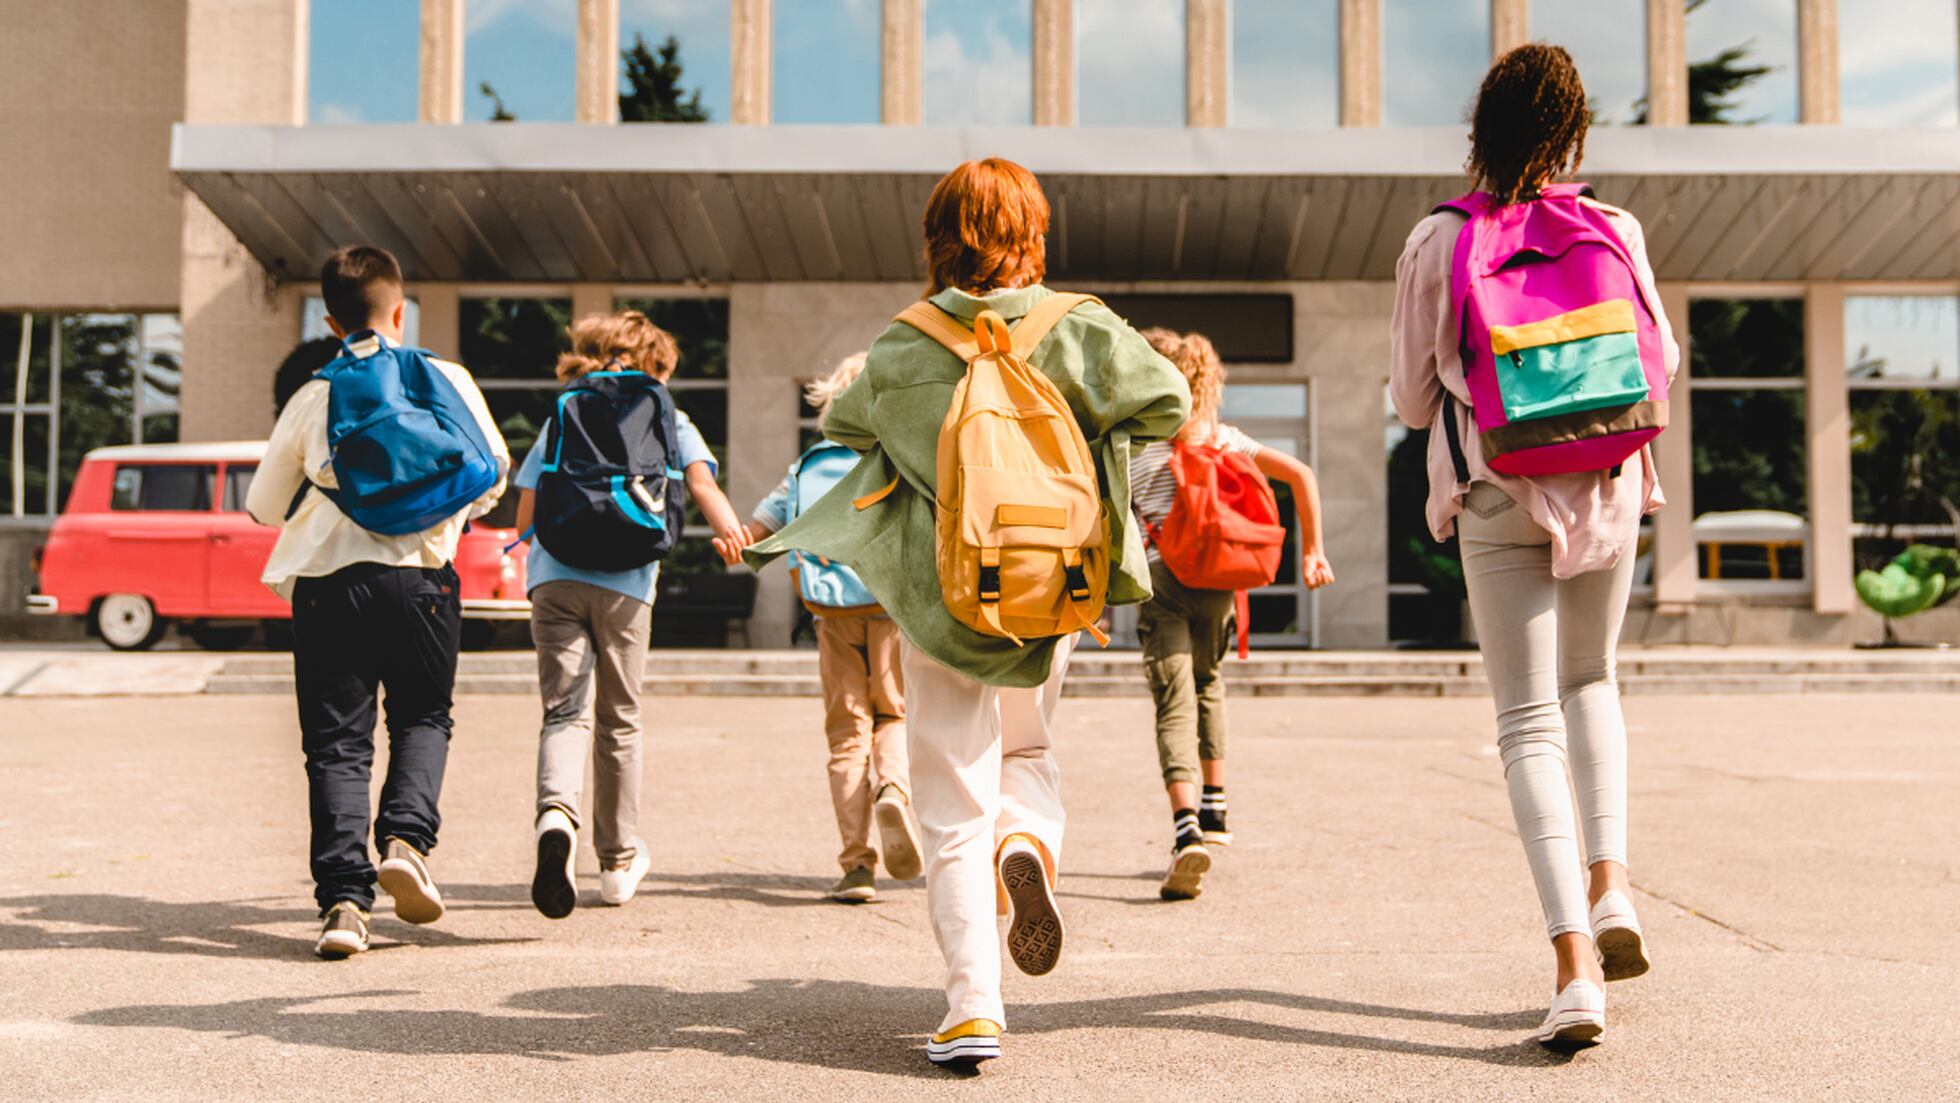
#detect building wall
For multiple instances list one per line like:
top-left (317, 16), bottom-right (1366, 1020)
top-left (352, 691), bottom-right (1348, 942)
top-left (0, 0), bottom-right (186, 310)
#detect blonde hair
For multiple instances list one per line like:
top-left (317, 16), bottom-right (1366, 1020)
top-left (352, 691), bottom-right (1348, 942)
top-left (555, 309), bottom-right (680, 383)
top-left (803, 351), bottom-right (868, 418)
top-left (1142, 328), bottom-right (1226, 439)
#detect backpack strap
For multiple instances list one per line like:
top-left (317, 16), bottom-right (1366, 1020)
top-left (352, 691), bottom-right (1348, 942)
top-left (1441, 394), bottom-right (1472, 486)
top-left (1433, 191), bottom-right (1494, 219)
top-left (894, 302), bottom-right (981, 362)
top-left (1009, 293), bottom-right (1100, 358)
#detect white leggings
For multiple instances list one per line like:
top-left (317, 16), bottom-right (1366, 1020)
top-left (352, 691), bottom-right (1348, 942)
top-left (1458, 483), bottom-right (1635, 941)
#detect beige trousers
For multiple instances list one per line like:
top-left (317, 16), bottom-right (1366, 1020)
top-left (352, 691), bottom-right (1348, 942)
top-left (530, 580), bottom-right (652, 864)
top-left (901, 633), bottom-right (1075, 1033)
top-left (816, 615), bottom-right (909, 872)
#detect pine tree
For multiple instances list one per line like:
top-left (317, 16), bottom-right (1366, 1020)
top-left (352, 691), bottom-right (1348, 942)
top-left (619, 33), bottom-right (709, 123)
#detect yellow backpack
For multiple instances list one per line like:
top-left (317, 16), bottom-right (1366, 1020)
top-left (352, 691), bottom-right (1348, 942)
top-left (895, 293), bottom-right (1111, 647)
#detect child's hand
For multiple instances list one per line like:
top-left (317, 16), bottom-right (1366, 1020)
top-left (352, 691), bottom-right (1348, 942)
top-left (711, 535), bottom-right (744, 566)
top-left (1302, 552), bottom-right (1335, 590)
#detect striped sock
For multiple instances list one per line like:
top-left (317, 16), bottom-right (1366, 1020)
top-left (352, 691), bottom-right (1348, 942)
top-left (1172, 807), bottom-right (1202, 849)
top-left (1199, 787), bottom-right (1228, 835)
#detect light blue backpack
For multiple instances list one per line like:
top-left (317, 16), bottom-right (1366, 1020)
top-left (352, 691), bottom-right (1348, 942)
top-left (788, 442), bottom-right (880, 614)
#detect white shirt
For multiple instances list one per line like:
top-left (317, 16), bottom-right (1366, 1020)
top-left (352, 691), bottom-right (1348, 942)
top-left (245, 334), bottom-right (510, 599)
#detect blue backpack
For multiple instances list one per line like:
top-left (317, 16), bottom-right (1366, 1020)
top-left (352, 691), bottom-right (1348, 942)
top-left (312, 333), bottom-right (502, 536)
top-left (788, 442), bottom-right (879, 613)
top-left (531, 371), bottom-right (686, 572)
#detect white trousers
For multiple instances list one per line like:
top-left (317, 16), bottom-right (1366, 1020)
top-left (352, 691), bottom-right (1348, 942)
top-left (1458, 482), bottom-right (1635, 941)
top-left (900, 633), bottom-right (1075, 1033)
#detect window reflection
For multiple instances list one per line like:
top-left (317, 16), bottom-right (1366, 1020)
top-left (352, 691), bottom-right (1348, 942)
top-left (466, 0), bottom-right (575, 121)
top-left (1685, 0), bottom-right (1798, 125)
top-left (308, 0), bottom-right (418, 123)
top-left (925, 0), bottom-right (1033, 125)
top-left (1841, 0), bottom-right (1959, 126)
top-left (1232, 0), bottom-right (1338, 128)
top-left (1077, 0), bottom-right (1184, 126)
top-left (775, 0), bottom-right (881, 123)
top-left (1382, 0), bottom-right (1488, 126)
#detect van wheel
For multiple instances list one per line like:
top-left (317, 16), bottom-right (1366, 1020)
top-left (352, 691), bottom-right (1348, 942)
top-left (186, 624), bottom-right (255, 651)
top-left (96, 594), bottom-right (167, 651)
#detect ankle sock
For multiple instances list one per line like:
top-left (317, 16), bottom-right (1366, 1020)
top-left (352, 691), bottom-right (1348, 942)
top-left (1172, 807), bottom-right (1202, 849)
top-left (1199, 786), bottom-right (1227, 829)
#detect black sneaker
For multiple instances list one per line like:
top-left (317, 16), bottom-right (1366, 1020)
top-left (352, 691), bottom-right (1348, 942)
top-left (1199, 787), bottom-right (1232, 846)
top-left (315, 901), bottom-right (369, 959)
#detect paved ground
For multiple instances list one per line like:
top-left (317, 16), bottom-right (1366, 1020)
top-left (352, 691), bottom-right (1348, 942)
top-left (1, 692), bottom-right (1954, 1101)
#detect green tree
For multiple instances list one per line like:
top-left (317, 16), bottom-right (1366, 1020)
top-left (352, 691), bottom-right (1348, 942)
top-left (478, 81), bottom-right (516, 121)
top-left (1631, 0), bottom-right (1775, 125)
top-left (619, 33), bottom-right (709, 122)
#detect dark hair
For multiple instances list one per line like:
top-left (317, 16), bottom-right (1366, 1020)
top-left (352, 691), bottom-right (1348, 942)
top-left (1467, 44), bottom-right (1590, 206)
top-left (319, 245), bottom-right (404, 330)
top-left (273, 337), bottom-right (344, 416)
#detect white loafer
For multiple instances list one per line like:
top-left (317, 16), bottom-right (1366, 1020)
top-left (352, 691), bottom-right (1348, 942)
top-left (1537, 978), bottom-right (1606, 1047)
top-left (1590, 890), bottom-right (1651, 981)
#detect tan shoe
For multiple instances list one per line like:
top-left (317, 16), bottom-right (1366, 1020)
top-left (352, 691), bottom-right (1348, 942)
top-left (874, 784), bottom-right (924, 882)
top-left (376, 837), bottom-right (444, 925)
top-left (314, 901), bottom-right (369, 959)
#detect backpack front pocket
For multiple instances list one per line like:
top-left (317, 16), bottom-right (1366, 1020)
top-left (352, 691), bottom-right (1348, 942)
top-left (1488, 299), bottom-right (1649, 423)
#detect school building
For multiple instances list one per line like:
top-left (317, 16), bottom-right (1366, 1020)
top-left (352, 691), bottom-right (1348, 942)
top-left (5, 0), bottom-right (1959, 648)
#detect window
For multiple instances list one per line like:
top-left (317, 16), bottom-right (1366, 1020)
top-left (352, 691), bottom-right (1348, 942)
top-left (308, 0), bottom-right (419, 123)
top-left (1846, 295), bottom-right (1960, 571)
top-left (1533, 0), bottom-right (1645, 125)
top-left (1227, 384), bottom-right (1313, 645)
top-left (1686, 0), bottom-right (1798, 125)
top-left (459, 297), bottom-right (574, 463)
top-left (1077, 0), bottom-right (1183, 126)
top-left (467, 0), bottom-right (575, 121)
top-left (616, 297), bottom-right (732, 580)
top-left (1689, 298), bottom-right (1808, 583)
top-left (111, 465), bottom-right (213, 513)
top-left (775, 0), bottom-right (880, 123)
top-left (302, 297), bottom-right (421, 347)
top-left (1840, 0), bottom-right (1959, 126)
top-left (1097, 294), bottom-right (1294, 362)
top-left (0, 312), bottom-right (181, 517)
top-left (1382, 0), bottom-right (1488, 126)
top-left (621, 0), bottom-right (729, 122)
top-left (925, 0), bottom-right (1032, 125)
top-left (222, 465), bottom-right (258, 513)
top-left (1231, 0), bottom-right (1338, 128)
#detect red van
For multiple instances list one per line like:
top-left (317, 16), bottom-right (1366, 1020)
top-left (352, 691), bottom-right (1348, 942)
top-left (27, 442), bottom-right (529, 650)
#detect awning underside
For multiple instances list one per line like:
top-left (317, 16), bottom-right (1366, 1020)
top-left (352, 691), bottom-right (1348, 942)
top-left (173, 125), bottom-right (1960, 284)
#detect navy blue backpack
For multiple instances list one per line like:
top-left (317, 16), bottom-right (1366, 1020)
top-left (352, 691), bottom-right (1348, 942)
top-left (312, 332), bottom-right (502, 536)
top-left (532, 371), bottom-right (686, 572)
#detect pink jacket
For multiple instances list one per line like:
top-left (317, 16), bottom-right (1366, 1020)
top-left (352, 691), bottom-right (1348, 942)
top-left (1389, 198), bottom-right (1680, 579)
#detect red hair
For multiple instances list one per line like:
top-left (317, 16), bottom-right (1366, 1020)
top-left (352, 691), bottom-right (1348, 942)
top-left (922, 158), bottom-right (1050, 296)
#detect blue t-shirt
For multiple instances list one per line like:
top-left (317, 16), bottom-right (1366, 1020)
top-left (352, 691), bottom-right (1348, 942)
top-left (515, 405), bottom-right (716, 606)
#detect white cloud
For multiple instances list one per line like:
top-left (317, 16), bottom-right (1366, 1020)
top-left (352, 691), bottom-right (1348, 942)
top-left (314, 101), bottom-right (366, 124)
top-left (1076, 0), bottom-right (1184, 125)
top-left (467, 0), bottom-right (574, 34)
top-left (1840, 0), bottom-right (1959, 125)
top-left (923, 7), bottom-right (1033, 125)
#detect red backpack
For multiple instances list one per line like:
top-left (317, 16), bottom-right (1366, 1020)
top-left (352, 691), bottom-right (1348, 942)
top-left (1149, 440), bottom-right (1286, 658)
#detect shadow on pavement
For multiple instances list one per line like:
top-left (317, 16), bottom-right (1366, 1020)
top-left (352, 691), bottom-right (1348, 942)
top-left (443, 871), bottom-right (903, 913)
top-left (71, 978), bottom-right (1562, 1075)
top-left (0, 894), bottom-right (536, 960)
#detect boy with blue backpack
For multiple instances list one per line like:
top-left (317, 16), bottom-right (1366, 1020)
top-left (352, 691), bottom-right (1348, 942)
top-left (246, 245), bottom-right (510, 959)
top-left (515, 309), bottom-right (752, 919)
top-left (723, 353), bottom-right (921, 904)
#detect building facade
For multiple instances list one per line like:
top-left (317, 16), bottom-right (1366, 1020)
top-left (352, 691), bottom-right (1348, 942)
top-left (5, 0), bottom-right (1960, 647)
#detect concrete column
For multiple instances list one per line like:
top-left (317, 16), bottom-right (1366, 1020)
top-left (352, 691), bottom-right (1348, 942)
top-left (1645, 0), bottom-right (1687, 125)
top-left (415, 284), bottom-right (461, 361)
top-left (731, 0), bottom-right (771, 125)
top-left (1339, 0), bottom-right (1381, 127)
top-left (1299, 283), bottom-right (1391, 647)
top-left (576, 0), bottom-right (620, 124)
top-left (1806, 282), bottom-right (1854, 615)
top-left (1798, 0), bottom-right (1840, 124)
top-left (1031, 0), bottom-right (1073, 126)
top-left (420, 0), bottom-right (464, 124)
top-left (1186, 0), bottom-right (1229, 127)
top-left (179, 0), bottom-right (308, 442)
top-left (1652, 282), bottom-right (1697, 607)
top-left (1491, 0), bottom-right (1528, 57)
top-left (883, 0), bottom-right (923, 125)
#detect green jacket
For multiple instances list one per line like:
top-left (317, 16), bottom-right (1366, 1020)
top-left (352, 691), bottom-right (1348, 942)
top-left (746, 285), bottom-right (1190, 687)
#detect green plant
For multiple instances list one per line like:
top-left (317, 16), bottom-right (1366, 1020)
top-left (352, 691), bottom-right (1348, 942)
top-left (1855, 544), bottom-right (1960, 644)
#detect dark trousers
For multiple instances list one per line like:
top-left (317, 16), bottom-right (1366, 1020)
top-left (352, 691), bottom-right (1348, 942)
top-left (293, 562), bottom-right (461, 914)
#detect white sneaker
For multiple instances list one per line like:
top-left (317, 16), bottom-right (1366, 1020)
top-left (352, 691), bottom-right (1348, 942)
top-left (1590, 890), bottom-right (1651, 981)
top-left (531, 807), bottom-right (578, 919)
top-left (1536, 979), bottom-right (1606, 1047)
top-left (598, 840), bottom-right (652, 906)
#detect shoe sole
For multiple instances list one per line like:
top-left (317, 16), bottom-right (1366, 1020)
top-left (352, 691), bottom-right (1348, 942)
top-left (1001, 849), bottom-right (1063, 977)
top-left (1159, 847), bottom-right (1212, 901)
top-left (531, 828), bottom-right (577, 920)
top-left (1200, 830), bottom-right (1233, 847)
top-left (876, 799), bottom-right (925, 882)
top-left (1538, 1016), bottom-right (1605, 1048)
top-left (315, 931), bottom-right (366, 959)
top-left (1596, 925), bottom-right (1651, 982)
top-left (377, 860), bottom-right (444, 925)
top-left (828, 887), bottom-right (877, 904)
top-left (926, 1038), bottom-right (1001, 1067)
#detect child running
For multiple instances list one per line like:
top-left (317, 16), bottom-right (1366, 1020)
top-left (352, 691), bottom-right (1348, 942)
top-left (1130, 329), bottom-right (1334, 901)
top-left (720, 353), bottom-right (923, 905)
top-left (246, 245), bottom-right (509, 959)
top-left (513, 309), bottom-right (752, 918)
top-left (746, 158), bottom-right (1188, 1071)
top-left (1390, 45), bottom-right (1676, 1047)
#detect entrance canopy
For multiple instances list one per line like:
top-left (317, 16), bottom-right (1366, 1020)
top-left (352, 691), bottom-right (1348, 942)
top-left (172, 124), bottom-right (1960, 285)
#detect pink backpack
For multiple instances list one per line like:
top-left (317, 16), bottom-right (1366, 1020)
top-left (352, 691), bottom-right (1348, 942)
top-left (1436, 184), bottom-right (1669, 478)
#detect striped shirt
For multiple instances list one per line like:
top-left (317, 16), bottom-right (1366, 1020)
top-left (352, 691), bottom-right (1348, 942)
top-left (1130, 424), bottom-right (1262, 560)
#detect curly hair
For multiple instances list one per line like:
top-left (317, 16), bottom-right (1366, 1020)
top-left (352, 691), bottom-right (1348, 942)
top-left (803, 351), bottom-right (867, 419)
top-left (1467, 44), bottom-right (1590, 206)
top-left (921, 158), bottom-right (1050, 296)
top-left (556, 309), bottom-right (680, 382)
top-left (1142, 327), bottom-right (1225, 439)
